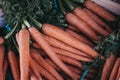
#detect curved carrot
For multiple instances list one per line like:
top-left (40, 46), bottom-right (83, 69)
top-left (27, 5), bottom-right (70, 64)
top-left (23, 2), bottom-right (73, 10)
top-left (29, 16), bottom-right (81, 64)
top-left (65, 29), bottom-right (94, 47)
top-left (84, 0), bottom-right (117, 21)
top-left (19, 28), bottom-right (30, 80)
top-left (42, 23), bottom-right (100, 58)
top-left (0, 46), bottom-right (5, 80)
top-left (83, 8), bottom-right (112, 32)
top-left (43, 35), bottom-right (90, 58)
top-left (28, 26), bottom-right (75, 79)
top-left (65, 13), bottom-right (100, 41)
top-left (109, 58), bottom-right (120, 80)
top-left (0, 37), bottom-right (4, 45)
top-left (31, 48), bottom-right (64, 80)
top-left (73, 7), bottom-right (109, 37)
top-left (8, 50), bottom-right (20, 80)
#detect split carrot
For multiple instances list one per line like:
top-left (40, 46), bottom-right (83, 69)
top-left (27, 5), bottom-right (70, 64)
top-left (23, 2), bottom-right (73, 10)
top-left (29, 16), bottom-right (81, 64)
top-left (100, 54), bottom-right (116, 80)
top-left (109, 58), bottom-right (120, 80)
top-left (65, 13), bottom-right (100, 41)
top-left (84, 0), bottom-right (117, 21)
top-left (83, 8), bottom-right (112, 32)
top-left (31, 48), bottom-right (64, 80)
top-left (0, 37), bottom-right (4, 45)
top-left (7, 50), bottom-right (20, 80)
top-left (0, 45), bottom-right (5, 80)
top-left (42, 23), bottom-right (100, 58)
top-left (18, 28), bottom-right (30, 80)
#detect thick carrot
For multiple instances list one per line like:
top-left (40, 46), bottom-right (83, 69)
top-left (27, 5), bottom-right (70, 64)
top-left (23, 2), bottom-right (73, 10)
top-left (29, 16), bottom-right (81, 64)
top-left (0, 46), bottom-right (5, 80)
top-left (65, 29), bottom-right (94, 47)
top-left (83, 8), bottom-right (112, 32)
top-left (52, 47), bottom-right (93, 62)
top-left (116, 65), bottom-right (120, 80)
top-left (0, 37), bottom-right (4, 45)
top-left (31, 48), bottom-right (64, 80)
top-left (100, 54), bottom-right (116, 80)
top-left (8, 50), bottom-right (20, 80)
top-left (3, 58), bottom-right (8, 80)
top-left (42, 23), bottom-right (100, 58)
top-left (29, 70), bottom-right (39, 80)
top-left (84, 0), bottom-right (117, 21)
top-left (67, 25), bottom-right (80, 33)
top-left (65, 13), bottom-right (100, 41)
top-left (30, 57), bottom-right (57, 80)
top-left (19, 28), bottom-right (30, 80)
top-left (43, 35), bottom-right (90, 58)
top-left (28, 26), bottom-right (75, 79)
top-left (109, 58), bottom-right (120, 80)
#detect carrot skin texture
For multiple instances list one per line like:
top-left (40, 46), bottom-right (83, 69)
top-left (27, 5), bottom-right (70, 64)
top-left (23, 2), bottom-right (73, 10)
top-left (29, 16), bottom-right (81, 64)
top-left (0, 46), bottom-right (5, 80)
top-left (84, 0), bottom-right (117, 21)
top-left (3, 58), bottom-right (8, 80)
top-left (116, 65), bottom-right (120, 80)
top-left (42, 24), bottom-right (100, 58)
top-left (65, 13), bottom-right (100, 41)
top-left (109, 58), bottom-right (120, 80)
top-left (73, 7), bottom-right (109, 37)
top-left (68, 25), bottom-right (80, 33)
top-left (19, 29), bottom-right (30, 80)
top-left (29, 70), bottom-right (39, 80)
top-left (8, 50), bottom-right (20, 80)
top-left (100, 54), bottom-right (116, 80)
top-left (31, 48), bottom-right (64, 80)
top-left (28, 27), bottom-right (75, 79)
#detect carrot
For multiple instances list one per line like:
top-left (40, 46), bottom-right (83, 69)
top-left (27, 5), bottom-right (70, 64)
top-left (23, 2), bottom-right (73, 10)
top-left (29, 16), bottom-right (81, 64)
top-left (42, 23), bottom-right (100, 58)
top-left (67, 25), bottom-right (80, 33)
top-left (0, 46), bottom-right (5, 80)
top-left (100, 54), bottom-right (116, 80)
top-left (15, 32), bottom-right (19, 44)
top-left (65, 13), bottom-right (100, 41)
top-left (84, 0), bottom-right (117, 21)
top-left (116, 65), bottom-right (120, 80)
top-left (109, 58), bottom-right (120, 80)
top-left (65, 29), bottom-right (94, 47)
top-left (43, 35), bottom-right (91, 58)
top-left (8, 50), bottom-right (20, 80)
top-left (0, 37), bottom-right (4, 45)
top-left (73, 7), bottom-right (109, 37)
top-left (3, 58), bottom-right (8, 80)
top-left (52, 47), bottom-right (93, 62)
top-left (18, 28), bottom-right (30, 80)
top-left (31, 48), bottom-right (64, 80)
top-left (83, 8), bottom-right (112, 32)
top-left (27, 26), bottom-right (75, 79)
top-left (30, 57), bottom-right (57, 80)
top-left (29, 70), bottom-right (39, 80)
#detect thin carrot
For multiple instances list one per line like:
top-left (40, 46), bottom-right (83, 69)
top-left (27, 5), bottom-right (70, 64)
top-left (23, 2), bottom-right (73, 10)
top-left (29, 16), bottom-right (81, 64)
top-left (7, 50), bottom-right (20, 80)
top-left (116, 65), bottom-right (120, 80)
top-left (3, 57), bottom-right (8, 80)
top-left (42, 23), bottom-right (100, 58)
top-left (109, 58), bottom-right (120, 80)
top-left (65, 13), bottom-right (100, 41)
top-left (100, 54), bottom-right (116, 80)
top-left (65, 29), bottom-right (94, 47)
top-left (18, 28), bottom-right (30, 80)
top-left (30, 57), bottom-right (57, 80)
top-left (0, 37), bottom-right (4, 45)
top-left (43, 35), bottom-right (91, 58)
top-left (31, 48), bottom-right (64, 80)
top-left (73, 7), bottom-right (109, 37)
top-left (83, 8), bottom-right (112, 32)
top-left (0, 45), bottom-right (5, 80)
top-left (27, 26), bottom-right (75, 79)
top-left (84, 0), bottom-right (117, 21)
top-left (52, 47), bottom-right (93, 62)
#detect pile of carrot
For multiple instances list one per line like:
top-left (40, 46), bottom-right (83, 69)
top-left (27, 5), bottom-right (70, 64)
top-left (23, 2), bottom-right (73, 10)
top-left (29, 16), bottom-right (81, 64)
top-left (0, 0), bottom-right (119, 80)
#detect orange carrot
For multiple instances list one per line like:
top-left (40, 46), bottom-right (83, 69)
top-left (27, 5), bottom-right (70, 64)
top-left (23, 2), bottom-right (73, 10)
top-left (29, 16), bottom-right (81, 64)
top-left (29, 70), bottom-right (39, 80)
top-left (109, 58), bottom-right (120, 80)
top-left (3, 58), bottom-right (8, 80)
top-left (73, 7), bottom-right (109, 37)
top-left (19, 28), bottom-right (30, 80)
top-left (100, 54), bottom-right (116, 80)
top-left (31, 48), bottom-right (64, 80)
top-left (28, 26), bottom-right (75, 79)
top-left (67, 25), bottom-right (80, 33)
top-left (15, 32), bottom-right (19, 45)
top-left (116, 65), bottom-right (120, 80)
top-left (42, 23), bottom-right (100, 58)
top-left (43, 35), bottom-right (90, 58)
top-left (84, 0), bottom-right (117, 21)
top-left (0, 46), bottom-right (5, 80)
top-left (65, 13), bottom-right (100, 41)
top-left (83, 8), bottom-right (112, 32)
top-left (30, 57), bottom-right (57, 80)
top-left (52, 47), bottom-right (93, 62)
top-left (0, 37), bottom-right (4, 45)
top-left (8, 50), bottom-right (20, 80)
top-left (65, 29), bottom-right (94, 47)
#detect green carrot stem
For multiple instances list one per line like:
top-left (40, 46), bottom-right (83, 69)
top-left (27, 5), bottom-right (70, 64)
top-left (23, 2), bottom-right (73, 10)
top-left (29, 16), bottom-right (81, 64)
top-left (23, 19), bottom-right (31, 28)
top-left (72, 0), bottom-right (85, 4)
